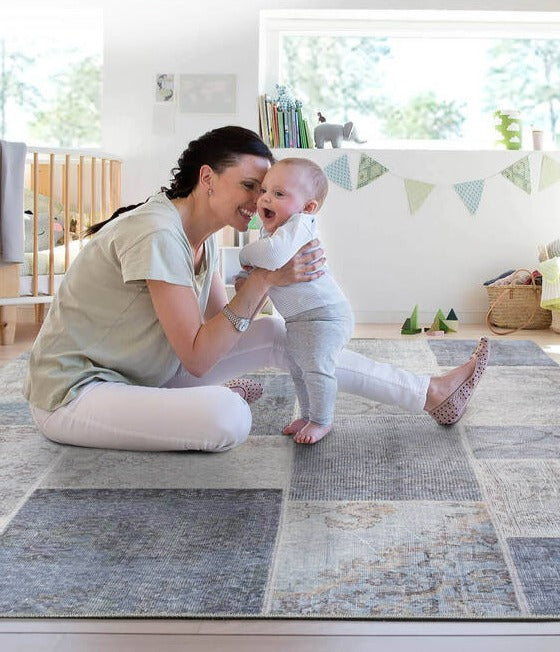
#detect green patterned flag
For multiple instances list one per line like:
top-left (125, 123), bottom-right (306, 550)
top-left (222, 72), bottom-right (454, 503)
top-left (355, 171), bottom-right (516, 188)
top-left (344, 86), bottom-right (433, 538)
top-left (501, 156), bottom-right (531, 194)
top-left (404, 179), bottom-right (435, 214)
top-left (454, 179), bottom-right (485, 215)
top-left (324, 154), bottom-right (352, 191)
top-left (248, 213), bottom-right (261, 230)
top-left (356, 154), bottom-right (388, 189)
top-left (539, 155), bottom-right (560, 191)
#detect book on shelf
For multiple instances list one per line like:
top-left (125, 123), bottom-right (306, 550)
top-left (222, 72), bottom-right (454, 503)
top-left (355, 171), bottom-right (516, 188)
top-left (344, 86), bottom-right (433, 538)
top-left (257, 94), bottom-right (314, 149)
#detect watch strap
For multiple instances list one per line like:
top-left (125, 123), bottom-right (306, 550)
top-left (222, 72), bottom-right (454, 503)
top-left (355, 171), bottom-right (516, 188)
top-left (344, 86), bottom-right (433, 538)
top-left (222, 303), bottom-right (251, 331)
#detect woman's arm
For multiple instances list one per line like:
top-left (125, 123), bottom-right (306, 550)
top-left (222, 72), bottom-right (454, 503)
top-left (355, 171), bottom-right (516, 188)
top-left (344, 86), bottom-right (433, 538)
top-left (148, 269), bottom-right (270, 377)
top-left (204, 271), bottom-right (229, 321)
top-left (147, 241), bottom-right (324, 377)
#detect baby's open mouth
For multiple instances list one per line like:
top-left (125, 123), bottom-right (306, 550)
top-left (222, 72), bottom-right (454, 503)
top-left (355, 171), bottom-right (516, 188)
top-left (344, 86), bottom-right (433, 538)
top-left (262, 208), bottom-right (275, 219)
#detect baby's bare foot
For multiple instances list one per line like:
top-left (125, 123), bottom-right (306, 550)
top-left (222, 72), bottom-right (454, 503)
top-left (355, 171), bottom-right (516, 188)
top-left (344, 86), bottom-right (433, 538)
top-left (294, 421), bottom-right (332, 445)
top-left (282, 418), bottom-right (308, 435)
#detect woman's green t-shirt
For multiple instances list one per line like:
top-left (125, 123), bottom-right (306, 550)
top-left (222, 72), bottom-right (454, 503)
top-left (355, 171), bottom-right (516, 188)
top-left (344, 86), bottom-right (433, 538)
top-left (24, 193), bottom-right (218, 411)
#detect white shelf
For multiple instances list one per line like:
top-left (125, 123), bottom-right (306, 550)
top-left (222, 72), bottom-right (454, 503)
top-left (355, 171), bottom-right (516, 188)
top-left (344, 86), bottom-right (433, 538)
top-left (220, 246), bottom-right (243, 286)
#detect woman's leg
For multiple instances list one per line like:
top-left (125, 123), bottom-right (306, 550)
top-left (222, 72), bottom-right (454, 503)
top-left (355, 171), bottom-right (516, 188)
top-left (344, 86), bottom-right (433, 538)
top-left (30, 381), bottom-right (252, 452)
top-left (165, 317), bottom-right (431, 414)
top-left (29, 318), bottom-right (479, 452)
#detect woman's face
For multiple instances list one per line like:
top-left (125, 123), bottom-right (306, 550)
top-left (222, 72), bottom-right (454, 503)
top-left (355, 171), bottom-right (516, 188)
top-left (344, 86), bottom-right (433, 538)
top-left (211, 155), bottom-right (271, 231)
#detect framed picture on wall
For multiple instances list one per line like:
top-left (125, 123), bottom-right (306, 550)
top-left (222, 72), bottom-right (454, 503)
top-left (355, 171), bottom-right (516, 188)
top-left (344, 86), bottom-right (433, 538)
top-left (155, 74), bottom-right (175, 102)
top-left (178, 74), bottom-right (237, 113)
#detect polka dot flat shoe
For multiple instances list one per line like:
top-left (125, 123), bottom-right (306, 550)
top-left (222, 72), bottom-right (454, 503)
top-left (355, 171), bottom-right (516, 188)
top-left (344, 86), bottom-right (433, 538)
top-left (223, 378), bottom-right (263, 404)
top-left (428, 337), bottom-right (490, 426)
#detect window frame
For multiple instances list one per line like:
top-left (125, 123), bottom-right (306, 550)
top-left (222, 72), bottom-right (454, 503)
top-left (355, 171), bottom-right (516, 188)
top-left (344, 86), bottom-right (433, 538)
top-left (259, 9), bottom-right (560, 149)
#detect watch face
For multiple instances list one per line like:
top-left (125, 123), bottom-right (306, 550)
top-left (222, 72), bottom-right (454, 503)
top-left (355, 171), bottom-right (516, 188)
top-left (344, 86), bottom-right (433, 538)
top-left (223, 305), bottom-right (250, 332)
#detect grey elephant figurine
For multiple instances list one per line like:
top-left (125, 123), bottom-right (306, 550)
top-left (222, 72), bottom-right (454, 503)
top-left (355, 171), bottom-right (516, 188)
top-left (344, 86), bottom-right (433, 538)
top-left (314, 121), bottom-right (366, 148)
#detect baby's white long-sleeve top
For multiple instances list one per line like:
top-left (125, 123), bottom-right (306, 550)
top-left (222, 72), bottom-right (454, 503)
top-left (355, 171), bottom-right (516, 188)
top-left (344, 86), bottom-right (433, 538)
top-left (239, 212), bottom-right (348, 318)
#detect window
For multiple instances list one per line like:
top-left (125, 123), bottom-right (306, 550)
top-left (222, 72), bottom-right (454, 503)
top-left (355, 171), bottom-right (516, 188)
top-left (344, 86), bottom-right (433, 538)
top-left (0, 4), bottom-right (102, 148)
top-left (260, 10), bottom-right (560, 148)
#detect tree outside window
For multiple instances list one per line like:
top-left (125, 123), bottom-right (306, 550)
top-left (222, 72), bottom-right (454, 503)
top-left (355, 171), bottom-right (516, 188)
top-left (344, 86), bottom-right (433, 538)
top-left (281, 34), bottom-right (560, 147)
top-left (0, 7), bottom-right (102, 148)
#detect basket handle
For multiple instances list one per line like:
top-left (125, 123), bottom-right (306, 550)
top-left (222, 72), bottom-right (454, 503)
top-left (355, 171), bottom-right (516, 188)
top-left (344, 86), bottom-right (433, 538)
top-left (485, 269), bottom-right (540, 335)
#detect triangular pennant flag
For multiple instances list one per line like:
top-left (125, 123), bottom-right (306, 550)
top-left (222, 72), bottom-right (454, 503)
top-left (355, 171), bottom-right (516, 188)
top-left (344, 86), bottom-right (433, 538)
top-left (356, 153), bottom-right (388, 189)
top-left (539, 155), bottom-right (560, 191)
top-left (248, 213), bottom-right (261, 230)
top-left (404, 179), bottom-right (435, 214)
top-left (454, 179), bottom-right (485, 215)
top-left (324, 154), bottom-right (352, 191)
top-left (501, 156), bottom-right (531, 194)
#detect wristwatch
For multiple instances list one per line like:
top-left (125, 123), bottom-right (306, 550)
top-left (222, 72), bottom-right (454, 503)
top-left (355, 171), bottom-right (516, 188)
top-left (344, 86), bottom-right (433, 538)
top-left (222, 303), bottom-right (251, 332)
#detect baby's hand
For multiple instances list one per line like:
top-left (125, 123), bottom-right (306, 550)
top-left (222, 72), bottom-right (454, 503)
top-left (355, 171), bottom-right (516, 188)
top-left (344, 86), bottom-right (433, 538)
top-left (233, 268), bottom-right (252, 292)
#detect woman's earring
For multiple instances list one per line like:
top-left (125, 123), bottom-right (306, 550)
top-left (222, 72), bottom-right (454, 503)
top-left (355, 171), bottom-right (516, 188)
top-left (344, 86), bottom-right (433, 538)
top-left (208, 188), bottom-right (213, 197)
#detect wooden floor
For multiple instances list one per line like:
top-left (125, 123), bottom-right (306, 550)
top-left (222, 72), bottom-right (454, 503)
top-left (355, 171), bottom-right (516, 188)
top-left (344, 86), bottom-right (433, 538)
top-left (1, 310), bottom-right (560, 651)
top-left (3, 310), bottom-right (560, 366)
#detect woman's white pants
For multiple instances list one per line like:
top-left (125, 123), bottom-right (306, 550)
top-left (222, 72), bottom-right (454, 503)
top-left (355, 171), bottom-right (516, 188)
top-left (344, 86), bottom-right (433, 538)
top-left (30, 317), bottom-right (430, 452)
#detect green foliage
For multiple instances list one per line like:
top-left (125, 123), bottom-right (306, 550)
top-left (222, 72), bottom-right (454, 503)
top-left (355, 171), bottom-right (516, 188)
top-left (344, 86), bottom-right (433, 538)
top-left (281, 36), bottom-right (466, 140)
top-left (282, 36), bottom-right (390, 123)
top-left (484, 39), bottom-right (560, 144)
top-left (30, 55), bottom-right (101, 148)
top-left (380, 92), bottom-right (466, 139)
top-left (0, 38), bottom-right (41, 138)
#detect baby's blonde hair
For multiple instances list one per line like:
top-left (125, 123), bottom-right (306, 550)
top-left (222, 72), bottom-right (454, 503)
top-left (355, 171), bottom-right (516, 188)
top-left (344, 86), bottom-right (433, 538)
top-left (276, 157), bottom-right (329, 209)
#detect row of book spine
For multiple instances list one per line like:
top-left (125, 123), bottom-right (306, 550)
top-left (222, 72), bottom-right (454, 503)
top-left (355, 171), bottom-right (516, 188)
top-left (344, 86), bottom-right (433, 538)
top-left (258, 95), bottom-right (314, 148)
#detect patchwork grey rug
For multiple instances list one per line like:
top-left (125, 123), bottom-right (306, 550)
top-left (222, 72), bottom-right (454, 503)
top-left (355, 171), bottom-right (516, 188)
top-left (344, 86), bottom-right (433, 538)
top-left (1, 338), bottom-right (560, 619)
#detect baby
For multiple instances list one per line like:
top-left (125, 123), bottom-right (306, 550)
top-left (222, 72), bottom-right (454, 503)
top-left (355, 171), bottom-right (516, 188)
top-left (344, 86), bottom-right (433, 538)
top-left (239, 157), bottom-right (354, 444)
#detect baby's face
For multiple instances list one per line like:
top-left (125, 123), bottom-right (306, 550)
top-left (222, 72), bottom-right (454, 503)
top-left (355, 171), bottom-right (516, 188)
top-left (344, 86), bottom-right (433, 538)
top-left (257, 164), bottom-right (311, 234)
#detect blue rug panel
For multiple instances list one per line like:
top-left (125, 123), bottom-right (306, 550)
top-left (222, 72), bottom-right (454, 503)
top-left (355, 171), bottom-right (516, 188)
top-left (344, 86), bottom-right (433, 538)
top-left (427, 339), bottom-right (558, 367)
top-left (290, 415), bottom-right (481, 501)
top-left (0, 488), bottom-right (282, 617)
top-left (508, 538), bottom-right (560, 615)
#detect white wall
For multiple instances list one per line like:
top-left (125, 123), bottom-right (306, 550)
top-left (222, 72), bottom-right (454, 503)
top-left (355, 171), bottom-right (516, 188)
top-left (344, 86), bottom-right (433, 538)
top-left (275, 148), bottom-right (560, 323)
top-left (100, 0), bottom-right (560, 324)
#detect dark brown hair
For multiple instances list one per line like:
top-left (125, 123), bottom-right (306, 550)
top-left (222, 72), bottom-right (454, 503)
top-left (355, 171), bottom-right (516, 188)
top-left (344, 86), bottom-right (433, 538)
top-left (85, 126), bottom-right (274, 236)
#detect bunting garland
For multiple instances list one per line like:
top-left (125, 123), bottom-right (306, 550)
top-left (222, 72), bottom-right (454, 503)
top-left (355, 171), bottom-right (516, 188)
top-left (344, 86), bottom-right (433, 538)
top-left (321, 152), bottom-right (560, 215)
top-left (539, 155), bottom-right (560, 191)
top-left (454, 180), bottom-right (485, 215)
top-left (501, 156), bottom-right (531, 194)
top-left (404, 179), bottom-right (435, 214)
top-left (356, 153), bottom-right (388, 189)
top-left (324, 154), bottom-right (352, 191)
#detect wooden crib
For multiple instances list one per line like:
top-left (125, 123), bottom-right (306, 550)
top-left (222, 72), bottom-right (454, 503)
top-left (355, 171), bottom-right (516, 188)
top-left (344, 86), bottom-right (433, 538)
top-left (0, 147), bottom-right (122, 345)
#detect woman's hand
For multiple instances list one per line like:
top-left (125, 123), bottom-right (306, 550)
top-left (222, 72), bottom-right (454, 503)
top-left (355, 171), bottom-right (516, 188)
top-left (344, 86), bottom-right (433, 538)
top-left (269, 239), bottom-right (325, 287)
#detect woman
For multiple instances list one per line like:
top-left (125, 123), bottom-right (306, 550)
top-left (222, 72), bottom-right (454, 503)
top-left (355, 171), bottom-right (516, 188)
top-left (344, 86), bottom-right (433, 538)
top-left (24, 126), bottom-right (488, 452)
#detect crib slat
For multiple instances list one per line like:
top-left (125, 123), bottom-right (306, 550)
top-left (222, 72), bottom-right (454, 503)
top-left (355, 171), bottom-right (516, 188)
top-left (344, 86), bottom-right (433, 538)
top-left (116, 161), bottom-right (121, 212)
top-left (109, 160), bottom-right (115, 216)
top-left (48, 152), bottom-right (55, 295)
top-left (32, 152), bottom-right (39, 297)
top-left (90, 156), bottom-right (97, 228)
top-left (78, 155), bottom-right (84, 242)
top-left (101, 158), bottom-right (107, 222)
top-left (64, 154), bottom-right (70, 270)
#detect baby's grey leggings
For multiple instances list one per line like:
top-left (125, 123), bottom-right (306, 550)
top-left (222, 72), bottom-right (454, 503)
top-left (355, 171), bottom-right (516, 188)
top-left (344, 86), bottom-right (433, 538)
top-left (285, 302), bottom-right (354, 426)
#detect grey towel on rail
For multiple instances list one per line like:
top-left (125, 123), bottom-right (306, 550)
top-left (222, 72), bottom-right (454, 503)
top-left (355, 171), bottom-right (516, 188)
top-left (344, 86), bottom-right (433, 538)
top-left (0, 139), bottom-right (27, 262)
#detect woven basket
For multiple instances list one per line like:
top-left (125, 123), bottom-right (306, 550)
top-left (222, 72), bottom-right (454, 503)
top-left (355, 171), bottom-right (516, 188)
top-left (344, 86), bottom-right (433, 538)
top-left (485, 269), bottom-right (552, 335)
top-left (552, 310), bottom-right (560, 334)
